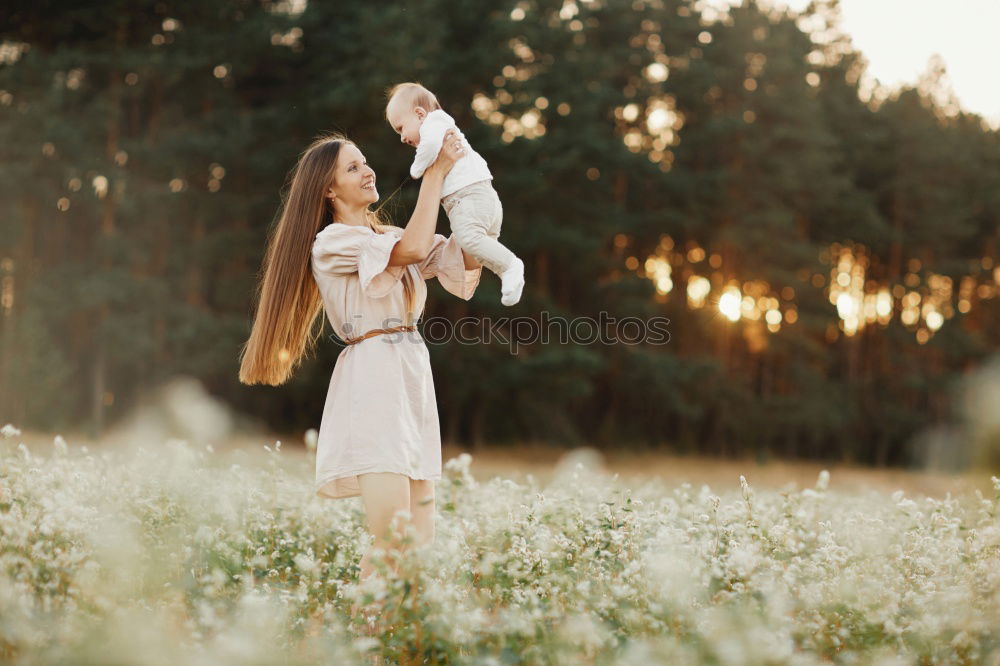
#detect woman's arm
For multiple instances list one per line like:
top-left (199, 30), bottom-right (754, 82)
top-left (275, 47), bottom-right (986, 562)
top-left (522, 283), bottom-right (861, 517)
top-left (387, 128), bottom-right (462, 266)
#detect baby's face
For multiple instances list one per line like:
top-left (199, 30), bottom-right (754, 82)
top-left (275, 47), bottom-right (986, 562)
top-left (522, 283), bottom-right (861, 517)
top-left (386, 99), bottom-right (425, 148)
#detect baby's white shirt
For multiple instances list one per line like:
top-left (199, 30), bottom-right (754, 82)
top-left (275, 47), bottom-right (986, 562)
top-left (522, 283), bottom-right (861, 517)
top-left (409, 109), bottom-right (492, 198)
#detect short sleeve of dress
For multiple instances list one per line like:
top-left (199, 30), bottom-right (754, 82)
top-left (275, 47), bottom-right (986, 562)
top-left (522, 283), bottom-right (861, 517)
top-left (311, 224), bottom-right (406, 299)
top-left (417, 233), bottom-right (482, 301)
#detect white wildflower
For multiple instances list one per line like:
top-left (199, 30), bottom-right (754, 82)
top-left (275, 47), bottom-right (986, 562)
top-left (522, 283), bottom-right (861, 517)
top-left (727, 542), bottom-right (760, 579)
top-left (194, 524), bottom-right (215, 545)
top-left (293, 553), bottom-right (317, 576)
top-left (558, 612), bottom-right (609, 654)
top-left (444, 452), bottom-right (476, 487)
top-left (816, 469), bottom-right (830, 490)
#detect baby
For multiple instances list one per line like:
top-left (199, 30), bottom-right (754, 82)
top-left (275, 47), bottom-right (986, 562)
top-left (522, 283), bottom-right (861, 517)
top-left (385, 82), bottom-right (525, 306)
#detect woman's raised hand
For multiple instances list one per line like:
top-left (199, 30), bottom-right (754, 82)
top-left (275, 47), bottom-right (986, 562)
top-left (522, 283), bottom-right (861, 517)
top-left (426, 128), bottom-right (464, 177)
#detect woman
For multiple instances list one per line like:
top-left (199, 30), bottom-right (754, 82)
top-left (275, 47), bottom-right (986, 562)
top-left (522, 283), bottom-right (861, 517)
top-left (238, 128), bottom-right (477, 626)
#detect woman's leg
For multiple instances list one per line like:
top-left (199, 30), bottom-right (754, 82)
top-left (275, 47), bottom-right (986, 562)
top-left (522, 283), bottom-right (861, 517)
top-left (357, 471), bottom-right (413, 581)
top-left (408, 478), bottom-right (436, 546)
top-left (351, 472), bottom-right (412, 649)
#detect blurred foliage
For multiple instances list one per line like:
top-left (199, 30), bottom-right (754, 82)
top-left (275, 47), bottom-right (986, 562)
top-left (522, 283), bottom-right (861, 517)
top-left (0, 0), bottom-right (997, 464)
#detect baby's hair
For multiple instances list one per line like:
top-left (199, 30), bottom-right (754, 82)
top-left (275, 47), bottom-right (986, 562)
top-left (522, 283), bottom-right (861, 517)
top-left (385, 82), bottom-right (442, 118)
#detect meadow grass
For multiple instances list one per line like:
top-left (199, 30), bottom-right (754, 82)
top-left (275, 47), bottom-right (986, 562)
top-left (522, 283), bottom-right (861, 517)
top-left (1, 424), bottom-right (998, 665)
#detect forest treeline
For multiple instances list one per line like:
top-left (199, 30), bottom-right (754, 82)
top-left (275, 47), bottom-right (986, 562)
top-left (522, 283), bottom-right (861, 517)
top-left (1, 0), bottom-right (997, 466)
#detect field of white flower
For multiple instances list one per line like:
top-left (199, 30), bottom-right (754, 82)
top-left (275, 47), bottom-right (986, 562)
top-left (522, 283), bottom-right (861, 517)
top-left (1, 423), bottom-right (998, 665)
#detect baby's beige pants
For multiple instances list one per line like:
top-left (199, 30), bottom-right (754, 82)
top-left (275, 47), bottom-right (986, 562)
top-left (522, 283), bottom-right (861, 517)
top-left (441, 180), bottom-right (518, 278)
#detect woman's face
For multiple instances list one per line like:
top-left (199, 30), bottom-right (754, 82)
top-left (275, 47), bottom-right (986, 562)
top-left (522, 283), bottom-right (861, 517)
top-left (327, 142), bottom-right (378, 209)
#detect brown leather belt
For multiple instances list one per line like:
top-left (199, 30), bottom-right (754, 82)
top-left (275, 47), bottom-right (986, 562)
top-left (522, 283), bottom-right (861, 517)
top-left (343, 325), bottom-right (417, 346)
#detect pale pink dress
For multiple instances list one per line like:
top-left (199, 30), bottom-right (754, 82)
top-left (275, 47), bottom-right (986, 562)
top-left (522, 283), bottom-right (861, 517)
top-left (310, 222), bottom-right (482, 500)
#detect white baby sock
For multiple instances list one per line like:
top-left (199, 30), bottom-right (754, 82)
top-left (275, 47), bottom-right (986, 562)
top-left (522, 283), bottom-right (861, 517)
top-left (500, 257), bottom-right (525, 306)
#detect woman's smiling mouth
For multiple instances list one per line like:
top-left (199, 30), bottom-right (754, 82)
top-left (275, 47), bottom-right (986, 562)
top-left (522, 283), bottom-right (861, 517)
top-left (362, 180), bottom-right (376, 191)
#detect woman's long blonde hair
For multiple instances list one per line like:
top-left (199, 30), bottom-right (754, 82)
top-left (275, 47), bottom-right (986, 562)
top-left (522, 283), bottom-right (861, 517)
top-left (238, 133), bottom-right (417, 386)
